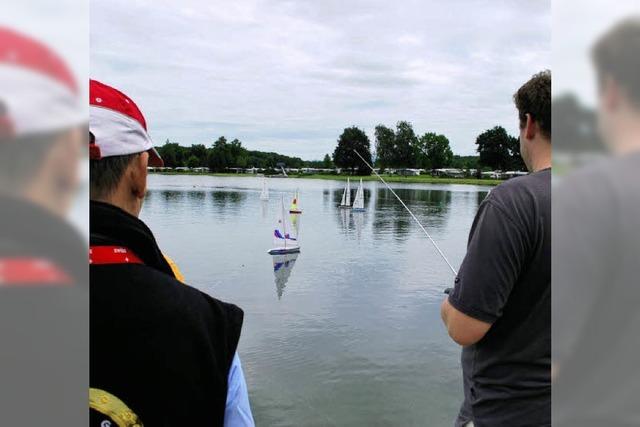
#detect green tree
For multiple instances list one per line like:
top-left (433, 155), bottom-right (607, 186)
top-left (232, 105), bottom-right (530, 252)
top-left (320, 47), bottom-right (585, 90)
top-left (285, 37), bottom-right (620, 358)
top-left (418, 132), bottom-right (453, 170)
top-left (476, 126), bottom-right (515, 170)
top-left (332, 126), bottom-right (372, 175)
top-left (393, 121), bottom-right (419, 168)
top-left (236, 154), bottom-right (249, 169)
top-left (208, 136), bottom-right (230, 172)
top-left (156, 140), bottom-right (184, 167)
top-left (451, 155), bottom-right (479, 170)
top-left (186, 155), bottom-right (200, 169)
top-left (507, 136), bottom-right (527, 171)
top-left (322, 154), bottom-right (333, 169)
top-left (229, 138), bottom-right (243, 165)
top-left (189, 144), bottom-right (207, 163)
top-left (374, 124), bottom-right (395, 168)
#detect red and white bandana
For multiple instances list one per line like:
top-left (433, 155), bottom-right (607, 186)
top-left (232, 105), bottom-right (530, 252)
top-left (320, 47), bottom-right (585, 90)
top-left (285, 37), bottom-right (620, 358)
top-left (0, 27), bottom-right (85, 136)
top-left (89, 79), bottom-right (163, 166)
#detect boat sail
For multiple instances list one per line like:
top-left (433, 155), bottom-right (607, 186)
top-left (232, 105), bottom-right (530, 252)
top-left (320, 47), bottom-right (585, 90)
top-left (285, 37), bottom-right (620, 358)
top-left (352, 179), bottom-right (365, 211)
top-left (268, 196), bottom-right (300, 254)
top-left (339, 177), bottom-right (351, 209)
top-left (260, 177), bottom-right (269, 200)
top-left (289, 190), bottom-right (302, 214)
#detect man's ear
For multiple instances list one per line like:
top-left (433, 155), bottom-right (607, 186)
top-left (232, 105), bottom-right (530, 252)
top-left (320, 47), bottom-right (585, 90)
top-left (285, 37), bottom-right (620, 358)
top-left (524, 113), bottom-right (537, 140)
top-left (130, 152), bottom-right (149, 199)
top-left (602, 75), bottom-right (620, 112)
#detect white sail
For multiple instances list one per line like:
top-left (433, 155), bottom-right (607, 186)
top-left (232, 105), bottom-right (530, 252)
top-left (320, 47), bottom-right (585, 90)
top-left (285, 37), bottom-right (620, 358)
top-left (353, 179), bottom-right (364, 211)
top-left (270, 196), bottom-right (300, 253)
top-left (260, 177), bottom-right (269, 200)
top-left (340, 186), bottom-right (347, 206)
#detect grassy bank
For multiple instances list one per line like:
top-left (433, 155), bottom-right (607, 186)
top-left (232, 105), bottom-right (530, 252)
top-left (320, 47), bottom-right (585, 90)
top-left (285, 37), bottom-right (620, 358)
top-left (297, 174), bottom-right (502, 186)
top-left (152, 171), bottom-right (502, 186)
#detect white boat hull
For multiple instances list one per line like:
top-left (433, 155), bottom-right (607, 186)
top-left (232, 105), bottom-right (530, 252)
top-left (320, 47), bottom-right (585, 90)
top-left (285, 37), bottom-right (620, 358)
top-left (268, 246), bottom-right (301, 255)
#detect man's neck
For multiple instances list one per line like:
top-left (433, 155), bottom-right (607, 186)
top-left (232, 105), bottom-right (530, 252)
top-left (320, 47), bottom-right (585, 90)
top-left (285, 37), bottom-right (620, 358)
top-left (530, 157), bottom-right (552, 173)
top-left (92, 194), bottom-right (139, 218)
top-left (612, 130), bottom-right (640, 155)
top-left (529, 141), bottom-right (552, 173)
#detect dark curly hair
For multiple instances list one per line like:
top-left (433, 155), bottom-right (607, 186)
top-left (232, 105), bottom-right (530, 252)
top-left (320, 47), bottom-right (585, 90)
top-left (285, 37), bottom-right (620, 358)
top-left (514, 70), bottom-right (551, 140)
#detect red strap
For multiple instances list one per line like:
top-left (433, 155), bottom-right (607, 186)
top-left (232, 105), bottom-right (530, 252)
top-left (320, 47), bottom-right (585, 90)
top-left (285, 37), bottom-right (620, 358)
top-left (89, 246), bottom-right (143, 265)
top-left (0, 258), bottom-right (72, 286)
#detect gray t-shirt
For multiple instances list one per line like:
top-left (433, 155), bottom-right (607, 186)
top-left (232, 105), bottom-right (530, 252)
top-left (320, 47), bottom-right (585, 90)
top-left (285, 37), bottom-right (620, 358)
top-left (449, 168), bottom-right (551, 427)
top-left (553, 153), bottom-right (640, 426)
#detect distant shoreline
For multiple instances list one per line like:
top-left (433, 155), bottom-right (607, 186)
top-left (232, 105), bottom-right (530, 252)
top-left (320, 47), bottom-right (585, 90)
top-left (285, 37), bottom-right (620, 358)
top-left (150, 171), bottom-right (503, 186)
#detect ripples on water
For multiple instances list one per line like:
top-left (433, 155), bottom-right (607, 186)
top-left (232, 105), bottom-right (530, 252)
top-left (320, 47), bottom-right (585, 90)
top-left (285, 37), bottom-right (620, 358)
top-left (142, 175), bottom-right (489, 426)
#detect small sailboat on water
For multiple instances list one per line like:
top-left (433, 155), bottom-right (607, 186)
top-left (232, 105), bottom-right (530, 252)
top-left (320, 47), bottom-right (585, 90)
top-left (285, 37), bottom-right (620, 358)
top-left (268, 196), bottom-right (300, 255)
top-left (289, 190), bottom-right (302, 214)
top-left (260, 177), bottom-right (269, 201)
top-left (352, 179), bottom-right (365, 212)
top-left (339, 177), bottom-right (351, 209)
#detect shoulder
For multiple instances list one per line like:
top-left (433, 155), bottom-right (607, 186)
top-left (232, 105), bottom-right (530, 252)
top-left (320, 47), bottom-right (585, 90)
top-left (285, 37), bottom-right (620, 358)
top-left (92, 263), bottom-right (243, 327)
top-left (557, 155), bottom-right (633, 203)
top-left (148, 266), bottom-right (243, 322)
top-left (486, 170), bottom-right (550, 211)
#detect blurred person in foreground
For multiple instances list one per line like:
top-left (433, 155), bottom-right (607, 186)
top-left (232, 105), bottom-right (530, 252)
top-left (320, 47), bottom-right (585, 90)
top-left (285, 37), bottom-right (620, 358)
top-left (441, 71), bottom-right (551, 427)
top-left (553, 18), bottom-right (640, 427)
top-left (89, 79), bottom-right (254, 426)
top-left (0, 27), bottom-right (88, 426)
top-left (0, 27), bottom-right (86, 285)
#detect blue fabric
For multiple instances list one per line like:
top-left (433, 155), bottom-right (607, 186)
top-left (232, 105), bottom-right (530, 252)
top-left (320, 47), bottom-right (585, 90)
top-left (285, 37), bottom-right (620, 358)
top-left (224, 353), bottom-right (255, 427)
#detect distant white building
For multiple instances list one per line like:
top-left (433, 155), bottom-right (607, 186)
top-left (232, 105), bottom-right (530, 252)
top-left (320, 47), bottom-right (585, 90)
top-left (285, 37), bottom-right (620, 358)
top-left (396, 168), bottom-right (421, 176)
top-left (434, 168), bottom-right (465, 178)
top-left (300, 167), bottom-right (320, 174)
top-left (502, 171), bottom-right (528, 179)
top-left (482, 171), bottom-right (502, 179)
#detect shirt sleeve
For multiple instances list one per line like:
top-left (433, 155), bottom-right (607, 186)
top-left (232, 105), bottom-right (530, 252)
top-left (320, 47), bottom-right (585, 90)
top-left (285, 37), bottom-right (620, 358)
top-left (448, 198), bottom-right (529, 324)
top-left (224, 353), bottom-right (255, 427)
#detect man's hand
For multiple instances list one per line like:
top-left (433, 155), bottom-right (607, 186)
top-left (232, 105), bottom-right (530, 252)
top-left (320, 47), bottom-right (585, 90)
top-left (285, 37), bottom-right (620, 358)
top-left (441, 297), bottom-right (492, 346)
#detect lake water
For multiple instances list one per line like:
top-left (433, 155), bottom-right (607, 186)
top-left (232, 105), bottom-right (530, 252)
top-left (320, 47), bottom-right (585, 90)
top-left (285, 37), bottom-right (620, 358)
top-left (142, 174), bottom-right (490, 426)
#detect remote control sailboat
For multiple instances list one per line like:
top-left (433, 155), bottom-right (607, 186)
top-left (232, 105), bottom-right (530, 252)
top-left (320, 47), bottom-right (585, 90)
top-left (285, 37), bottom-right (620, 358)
top-left (268, 196), bottom-right (300, 255)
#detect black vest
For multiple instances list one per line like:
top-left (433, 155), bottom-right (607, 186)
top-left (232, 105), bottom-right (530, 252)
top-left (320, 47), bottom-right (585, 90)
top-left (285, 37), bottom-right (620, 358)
top-left (90, 201), bottom-right (243, 426)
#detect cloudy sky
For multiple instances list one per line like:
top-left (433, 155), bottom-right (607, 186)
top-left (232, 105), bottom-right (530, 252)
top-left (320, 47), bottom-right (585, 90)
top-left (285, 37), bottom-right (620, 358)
top-left (91, 0), bottom-right (550, 160)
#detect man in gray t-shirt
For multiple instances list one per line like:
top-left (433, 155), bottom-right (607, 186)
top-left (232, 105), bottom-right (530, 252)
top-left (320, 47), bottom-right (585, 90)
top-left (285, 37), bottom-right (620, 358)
top-left (441, 71), bottom-right (551, 427)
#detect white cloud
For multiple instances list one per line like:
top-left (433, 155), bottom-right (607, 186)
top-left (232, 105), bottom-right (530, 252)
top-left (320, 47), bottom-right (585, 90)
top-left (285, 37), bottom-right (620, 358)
top-left (91, 0), bottom-right (551, 159)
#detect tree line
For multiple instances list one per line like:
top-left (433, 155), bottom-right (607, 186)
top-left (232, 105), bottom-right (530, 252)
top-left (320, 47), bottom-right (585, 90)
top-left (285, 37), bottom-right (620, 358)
top-left (156, 137), bottom-right (334, 172)
top-left (155, 122), bottom-right (526, 176)
top-left (332, 122), bottom-right (526, 175)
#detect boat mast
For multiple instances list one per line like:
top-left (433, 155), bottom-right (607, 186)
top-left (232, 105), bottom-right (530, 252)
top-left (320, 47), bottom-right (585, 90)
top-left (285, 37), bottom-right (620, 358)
top-left (282, 195), bottom-right (287, 249)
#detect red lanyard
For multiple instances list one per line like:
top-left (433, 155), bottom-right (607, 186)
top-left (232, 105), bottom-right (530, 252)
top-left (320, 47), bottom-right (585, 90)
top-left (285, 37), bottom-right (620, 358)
top-left (0, 258), bottom-right (72, 286)
top-left (89, 246), bottom-right (143, 265)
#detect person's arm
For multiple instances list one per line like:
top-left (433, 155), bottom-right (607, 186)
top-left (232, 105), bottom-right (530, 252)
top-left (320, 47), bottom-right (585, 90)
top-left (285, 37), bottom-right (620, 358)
top-left (442, 196), bottom-right (529, 345)
top-left (224, 353), bottom-right (255, 427)
top-left (441, 297), bottom-right (491, 346)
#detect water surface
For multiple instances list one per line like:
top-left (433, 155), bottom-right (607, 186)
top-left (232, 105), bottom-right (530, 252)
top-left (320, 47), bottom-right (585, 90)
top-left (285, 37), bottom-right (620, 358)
top-left (143, 174), bottom-right (489, 426)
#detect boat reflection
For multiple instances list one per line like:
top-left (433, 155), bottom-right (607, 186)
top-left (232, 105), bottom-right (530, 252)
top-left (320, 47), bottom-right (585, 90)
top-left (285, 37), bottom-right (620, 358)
top-left (290, 212), bottom-right (300, 235)
top-left (352, 209), bottom-right (364, 241)
top-left (271, 252), bottom-right (299, 299)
